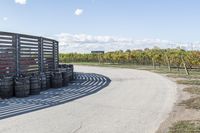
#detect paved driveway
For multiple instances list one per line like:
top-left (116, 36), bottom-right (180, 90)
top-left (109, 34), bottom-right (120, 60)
top-left (0, 66), bottom-right (177, 133)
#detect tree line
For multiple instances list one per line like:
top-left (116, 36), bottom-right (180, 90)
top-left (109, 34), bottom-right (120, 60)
top-left (59, 48), bottom-right (200, 75)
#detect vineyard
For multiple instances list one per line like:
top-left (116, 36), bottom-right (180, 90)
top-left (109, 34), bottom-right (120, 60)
top-left (60, 48), bottom-right (200, 75)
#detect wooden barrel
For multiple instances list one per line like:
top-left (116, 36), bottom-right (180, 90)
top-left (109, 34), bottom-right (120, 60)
top-left (0, 77), bottom-right (14, 99)
top-left (61, 64), bottom-right (74, 81)
top-left (46, 73), bottom-right (51, 89)
top-left (68, 65), bottom-right (74, 80)
top-left (30, 75), bottom-right (41, 95)
top-left (62, 72), bottom-right (69, 86)
top-left (15, 77), bottom-right (30, 98)
top-left (40, 73), bottom-right (47, 91)
top-left (58, 64), bottom-right (62, 68)
top-left (59, 64), bottom-right (67, 68)
top-left (66, 68), bottom-right (73, 81)
top-left (51, 72), bottom-right (63, 88)
top-left (68, 64), bottom-right (74, 69)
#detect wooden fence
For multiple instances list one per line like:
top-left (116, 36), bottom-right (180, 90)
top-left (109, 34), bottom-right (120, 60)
top-left (0, 31), bottom-right (59, 77)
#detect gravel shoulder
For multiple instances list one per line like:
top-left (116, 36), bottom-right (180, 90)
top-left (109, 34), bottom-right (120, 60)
top-left (0, 66), bottom-right (177, 133)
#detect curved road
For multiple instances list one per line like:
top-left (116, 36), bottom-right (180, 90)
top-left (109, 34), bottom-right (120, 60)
top-left (0, 66), bottom-right (177, 133)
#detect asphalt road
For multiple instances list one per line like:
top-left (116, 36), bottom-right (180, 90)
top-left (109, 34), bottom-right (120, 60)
top-left (0, 66), bottom-right (177, 133)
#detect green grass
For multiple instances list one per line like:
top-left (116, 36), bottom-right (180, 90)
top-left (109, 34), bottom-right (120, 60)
top-left (184, 87), bottom-right (200, 95)
top-left (167, 74), bottom-right (200, 79)
top-left (179, 97), bottom-right (200, 110)
top-left (71, 62), bottom-right (155, 70)
top-left (69, 62), bottom-right (200, 76)
top-left (169, 121), bottom-right (200, 133)
top-left (176, 80), bottom-right (200, 85)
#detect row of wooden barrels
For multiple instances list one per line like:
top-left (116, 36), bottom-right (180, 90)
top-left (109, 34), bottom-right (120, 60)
top-left (0, 65), bottom-right (74, 99)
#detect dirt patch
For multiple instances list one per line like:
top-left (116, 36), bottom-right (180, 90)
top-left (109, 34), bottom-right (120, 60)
top-left (180, 97), bottom-right (200, 110)
top-left (156, 76), bottom-right (200, 133)
top-left (184, 86), bottom-right (200, 95)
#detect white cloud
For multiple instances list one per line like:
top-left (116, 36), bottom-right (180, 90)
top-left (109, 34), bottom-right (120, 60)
top-left (3, 17), bottom-right (8, 21)
top-left (55, 33), bottom-right (199, 53)
top-left (15, 0), bottom-right (27, 5)
top-left (74, 9), bottom-right (83, 16)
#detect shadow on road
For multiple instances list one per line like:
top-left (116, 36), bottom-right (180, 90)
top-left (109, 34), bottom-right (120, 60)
top-left (0, 72), bottom-right (111, 120)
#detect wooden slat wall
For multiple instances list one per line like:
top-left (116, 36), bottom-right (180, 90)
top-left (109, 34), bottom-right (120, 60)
top-left (0, 32), bottom-right (59, 76)
top-left (0, 33), bottom-right (16, 77)
top-left (19, 35), bottom-right (40, 75)
top-left (43, 38), bottom-right (54, 73)
top-left (54, 41), bottom-right (59, 70)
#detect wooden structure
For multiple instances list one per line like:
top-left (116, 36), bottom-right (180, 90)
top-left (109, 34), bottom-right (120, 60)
top-left (0, 31), bottom-right (59, 77)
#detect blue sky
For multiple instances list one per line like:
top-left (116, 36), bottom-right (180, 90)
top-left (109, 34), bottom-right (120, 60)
top-left (1, 0), bottom-right (200, 52)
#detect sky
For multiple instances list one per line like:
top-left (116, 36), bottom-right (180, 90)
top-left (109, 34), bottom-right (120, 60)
top-left (1, 0), bottom-right (200, 53)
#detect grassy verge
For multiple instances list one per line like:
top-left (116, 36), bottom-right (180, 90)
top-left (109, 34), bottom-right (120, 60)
top-left (184, 87), bottom-right (200, 95)
top-left (71, 62), bottom-right (154, 70)
top-left (176, 80), bottom-right (200, 85)
top-left (167, 74), bottom-right (200, 79)
top-left (70, 62), bottom-right (200, 76)
top-left (169, 121), bottom-right (200, 133)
